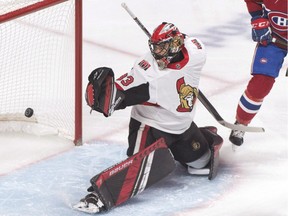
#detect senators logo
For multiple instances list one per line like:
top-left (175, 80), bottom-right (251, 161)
top-left (176, 77), bottom-right (198, 112)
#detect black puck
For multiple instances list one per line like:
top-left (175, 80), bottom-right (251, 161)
top-left (25, 108), bottom-right (34, 118)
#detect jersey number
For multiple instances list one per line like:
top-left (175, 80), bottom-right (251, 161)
top-left (117, 73), bottom-right (134, 86)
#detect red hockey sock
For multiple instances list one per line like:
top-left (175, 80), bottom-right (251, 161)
top-left (236, 75), bottom-right (275, 124)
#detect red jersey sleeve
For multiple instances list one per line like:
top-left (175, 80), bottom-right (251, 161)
top-left (244, 0), bottom-right (263, 17)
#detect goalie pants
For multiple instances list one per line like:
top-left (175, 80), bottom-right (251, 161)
top-left (127, 118), bottom-right (209, 164)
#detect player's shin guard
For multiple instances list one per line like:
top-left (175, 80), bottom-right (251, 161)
top-left (76, 138), bottom-right (175, 213)
top-left (187, 127), bottom-right (223, 180)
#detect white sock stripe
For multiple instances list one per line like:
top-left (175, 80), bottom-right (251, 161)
top-left (239, 101), bottom-right (259, 114)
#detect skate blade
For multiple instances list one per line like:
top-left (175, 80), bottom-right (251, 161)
top-left (72, 201), bottom-right (100, 214)
top-left (232, 144), bottom-right (240, 152)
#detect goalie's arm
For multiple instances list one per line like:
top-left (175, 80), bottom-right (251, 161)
top-left (116, 82), bottom-right (150, 110)
top-left (85, 67), bottom-right (150, 117)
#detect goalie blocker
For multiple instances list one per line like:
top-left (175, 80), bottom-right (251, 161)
top-left (73, 127), bottom-right (223, 214)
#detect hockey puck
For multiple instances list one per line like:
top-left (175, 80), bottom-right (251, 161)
top-left (25, 108), bottom-right (34, 118)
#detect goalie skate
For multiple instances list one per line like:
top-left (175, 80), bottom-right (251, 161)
top-left (73, 192), bottom-right (106, 214)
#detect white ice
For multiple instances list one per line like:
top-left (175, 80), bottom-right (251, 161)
top-left (0, 0), bottom-right (287, 216)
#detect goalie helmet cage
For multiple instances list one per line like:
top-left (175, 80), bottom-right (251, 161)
top-left (0, 0), bottom-right (82, 145)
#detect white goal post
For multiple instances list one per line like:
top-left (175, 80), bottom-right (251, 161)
top-left (0, 0), bottom-right (82, 145)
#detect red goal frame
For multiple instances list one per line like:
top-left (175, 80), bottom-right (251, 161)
top-left (0, 0), bottom-right (83, 145)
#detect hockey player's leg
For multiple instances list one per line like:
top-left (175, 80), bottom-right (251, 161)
top-left (187, 126), bottom-right (223, 180)
top-left (230, 74), bottom-right (275, 147)
top-left (230, 43), bottom-right (286, 147)
top-left (73, 138), bottom-right (175, 213)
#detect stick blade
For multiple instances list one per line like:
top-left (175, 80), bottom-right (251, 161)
top-left (218, 120), bottom-right (265, 132)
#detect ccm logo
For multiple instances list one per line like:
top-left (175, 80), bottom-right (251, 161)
top-left (252, 20), bottom-right (269, 29)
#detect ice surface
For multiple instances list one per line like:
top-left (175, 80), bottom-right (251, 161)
top-left (0, 0), bottom-right (287, 215)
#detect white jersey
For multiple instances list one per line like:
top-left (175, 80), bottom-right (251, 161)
top-left (116, 37), bottom-right (206, 134)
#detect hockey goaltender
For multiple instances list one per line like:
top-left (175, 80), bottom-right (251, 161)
top-left (73, 22), bottom-right (223, 214)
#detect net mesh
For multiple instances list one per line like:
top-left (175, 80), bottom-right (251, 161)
top-left (0, 0), bottom-right (76, 140)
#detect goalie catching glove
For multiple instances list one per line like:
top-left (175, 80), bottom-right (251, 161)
top-left (85, 67), bottom-right (125, 117)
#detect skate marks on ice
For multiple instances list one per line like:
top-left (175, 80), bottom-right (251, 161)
top-left (0, 142), bottom-right (235, 216)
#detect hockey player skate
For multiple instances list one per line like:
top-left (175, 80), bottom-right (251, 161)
top-left (229, 121), bottom-right (245, 148)
top-left (187, 126), bottom-right (223, 180)
top-left (73, 192), bottom-right (106, 214)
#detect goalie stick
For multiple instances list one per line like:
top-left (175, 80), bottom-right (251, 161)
top-left (198, 91), bottom-right (264, 132)
top-left (121, 2), bottom-right (265, 133)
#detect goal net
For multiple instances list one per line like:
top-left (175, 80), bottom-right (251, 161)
top-left (0, 0), bottom-right (82, 144)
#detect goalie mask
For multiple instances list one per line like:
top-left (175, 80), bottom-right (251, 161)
top-left (149, 22), bottom-right (184, 70)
